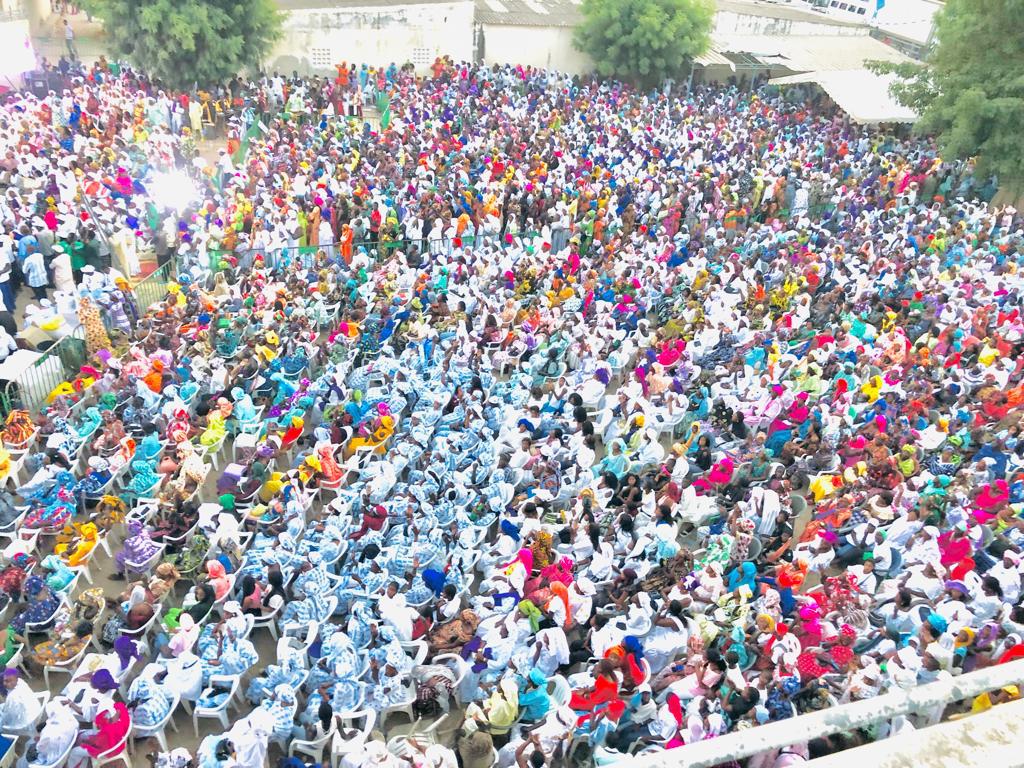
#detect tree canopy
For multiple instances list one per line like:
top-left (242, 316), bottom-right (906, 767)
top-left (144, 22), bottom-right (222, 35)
top-left (872, 0), bottom-right (1024, 188)
top-left (573, 0), bottom-right (713, 88)
top-left (80, 0), bottom-right (282, 89)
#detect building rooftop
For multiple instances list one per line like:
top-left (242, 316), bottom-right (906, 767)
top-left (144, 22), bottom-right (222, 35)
top-left (472, 0), bottom-right (866, 27)
top-left (473, 0), bottom-right (581, 27)
top-left (277, 0), bottom-right (462, 10)
top-left (716, 0), bottom-right (860, 27)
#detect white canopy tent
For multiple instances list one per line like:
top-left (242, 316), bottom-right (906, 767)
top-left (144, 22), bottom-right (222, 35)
top-left (770, 69), bottom-right (918, 125)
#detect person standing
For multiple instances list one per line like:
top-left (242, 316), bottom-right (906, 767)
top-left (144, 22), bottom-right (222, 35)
top-left (23, 246), bottom-right (48, 301)
top-left (0, 234), bottom-right (13, 312)
top-left (63, 20), bottom-right (77, 60)
top-left (51, 244), bottom-right (75, 294)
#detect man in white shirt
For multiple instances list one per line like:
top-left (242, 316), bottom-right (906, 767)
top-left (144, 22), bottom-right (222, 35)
top-left (22, 246), bottom-right (47, 300)
top-left (0, 325), bottom-right (16, 364)
top-left (0, 234), bottom-right (13, 311)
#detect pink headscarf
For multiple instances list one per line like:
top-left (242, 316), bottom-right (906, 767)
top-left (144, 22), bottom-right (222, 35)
top-left (503, 547), bottom-right (534, 575)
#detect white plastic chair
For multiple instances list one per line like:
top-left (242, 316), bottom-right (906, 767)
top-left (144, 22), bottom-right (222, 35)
top-left (33, 738), bottom-right (73, 768)
top-left (120, 603), bottom-right (163, 643)
top-left (25, 597), bottom-right (68, 635)
top-left (124, 542), bottom-right (167, 578)
top-left (430, 653), bottom-right (469, 705)
top-left (91, 714), bottom-right (131, 768)
top-left (379, 679), bottom-right (417, 732)
top-left (193, 674), bottom-right (242, 737)
top-left (331, 709), bottom-right (376, 768)
top-left (275, 620), bottom-right (319, 662)
top-left (42, 642), bottom-right (90, 689)
top-left (399, 640), bottom-right (429, 665)
top-left (251, 602), bottom-right (283, 641)
top-left (549, 674), bottom-right (571, 708)
top-left (289, 717), bottom-right (336, 764)
top-left (129, 691), bottom-right (180, 753)
top-left (3, 690), bottom-right (49, 736)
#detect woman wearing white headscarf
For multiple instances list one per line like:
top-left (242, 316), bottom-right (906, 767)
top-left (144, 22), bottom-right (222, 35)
top-left (532, 626), bottom-right (570, 677)
top-left (25, 698), bottom-right (78, 768)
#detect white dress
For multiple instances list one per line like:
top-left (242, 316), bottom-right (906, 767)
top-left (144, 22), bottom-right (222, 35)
top-left (0, 679), bottom-right (41, 731)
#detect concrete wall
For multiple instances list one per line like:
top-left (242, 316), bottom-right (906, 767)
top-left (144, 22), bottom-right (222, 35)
top-left (21, 0), bottom-right (50, 28)
top-left (0, 16), bottom-right (36, 77)
top-left (270, 1), bottom-right (475, 76)
top-left (480, 24), bottom-right (592, 74)
top-left (480, 9), bottom-right (863, 77)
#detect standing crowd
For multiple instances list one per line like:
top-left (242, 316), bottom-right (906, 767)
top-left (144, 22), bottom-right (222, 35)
top-left (0, 54), bottom-right (1021, 768)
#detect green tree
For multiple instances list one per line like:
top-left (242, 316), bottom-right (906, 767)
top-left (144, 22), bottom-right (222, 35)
top-left (80, 0), bottom-right (282, 88)
top-left (573, 0), bottom-right (713, 88)
top-left (871, 0), bottom-right (1024, 189)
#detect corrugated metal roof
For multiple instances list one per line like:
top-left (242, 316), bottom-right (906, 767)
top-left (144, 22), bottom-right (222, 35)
top-left (769, 69), bottom-right (917, 123)
top-left (475, 0), bottom-right (581, 26)
top-left (278, 0), bottom-right (457, 9)
top-left (694, 49), bottom-right (735, 68)
top-left (716, 0), bottom-right (861, 27)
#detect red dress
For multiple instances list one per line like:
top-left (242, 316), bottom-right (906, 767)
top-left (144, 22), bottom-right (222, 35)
top-left (569, 674), bottom-right (619, 711)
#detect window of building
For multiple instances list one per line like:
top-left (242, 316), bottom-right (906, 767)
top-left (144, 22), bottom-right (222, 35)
top-left (310, 47), bottom-right (333, 69)
top-left (857, 6), bottom-right (866, 13)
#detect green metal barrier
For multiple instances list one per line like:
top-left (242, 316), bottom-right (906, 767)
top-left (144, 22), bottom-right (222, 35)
top-left (131, 261), bottom-right (176, 312)
top-left (2, 326), bottom-right (88, 415)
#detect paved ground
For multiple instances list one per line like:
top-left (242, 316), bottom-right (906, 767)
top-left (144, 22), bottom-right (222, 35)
top-left (32, 10), bottom-right (108, 67)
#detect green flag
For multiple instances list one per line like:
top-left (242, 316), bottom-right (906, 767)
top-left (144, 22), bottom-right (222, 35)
top-left (146, 202), bottom-right (160, 233)
top-left (232, 122), bottom-right (261, 165)
top-left (376, 92), bottom-right (391, 130)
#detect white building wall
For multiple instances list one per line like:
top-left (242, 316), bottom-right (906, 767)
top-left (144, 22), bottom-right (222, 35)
top-left (0, 16), bottom-right (36, 77)
top-left (270, 1), bottom-right (475, 75)
top-left (713, 9), bottom-right (864, 36)
top-left (480, 24), bottom-right (592, 74)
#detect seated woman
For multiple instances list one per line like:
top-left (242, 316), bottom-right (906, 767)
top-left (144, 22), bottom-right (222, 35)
top-left (203, 560), bottom-right (232, 601)
top-left (40, 554), bottom-right (77, 592)
top-left (100, 583), bottom-right (157, 645)
top-left (125, 664), bottom-right (175, 728)
top-left (199, 405), bottom-right (229, 448)
top-left (427, 608), bottom-right (481, 655)
top-left (113, 521), bottom-right (162, 578)
top-left (10, 575), bottom-right (61, 635)
top-left (29, 620), bottom-right (93, 672)
top-left (150, 499), bottom-right (199, 548)
top-left (90, 411), bottom-right (126, 455)
top-left (22, 698), bottom-right (78, 768)
top-left (54, 522), bottom-right (100, 568)
top-left (344, 402), bottom-right (396, 459)
top-left (67, 700), bottom-right (131, 768)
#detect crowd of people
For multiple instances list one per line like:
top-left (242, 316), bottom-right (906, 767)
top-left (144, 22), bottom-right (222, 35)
top-left (0, 50), bottom-right (1021, 768)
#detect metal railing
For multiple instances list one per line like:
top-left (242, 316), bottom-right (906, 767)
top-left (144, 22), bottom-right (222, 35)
top-left (0, 260), bottom-right (174, 419)
top-left (205, 232), bottom-right (548, 272)
top-left (615, 658), bottom-right (1024, 768)
top-left (130, 260), bottom-right (176, 312)
top-left (2, 325), bottom-right (88, 415)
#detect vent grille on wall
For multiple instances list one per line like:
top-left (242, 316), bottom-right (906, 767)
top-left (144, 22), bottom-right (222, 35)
top-left (411, 47), bottom-right (433, 66)
top-left (310, 47), bottom-right (333, 69)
